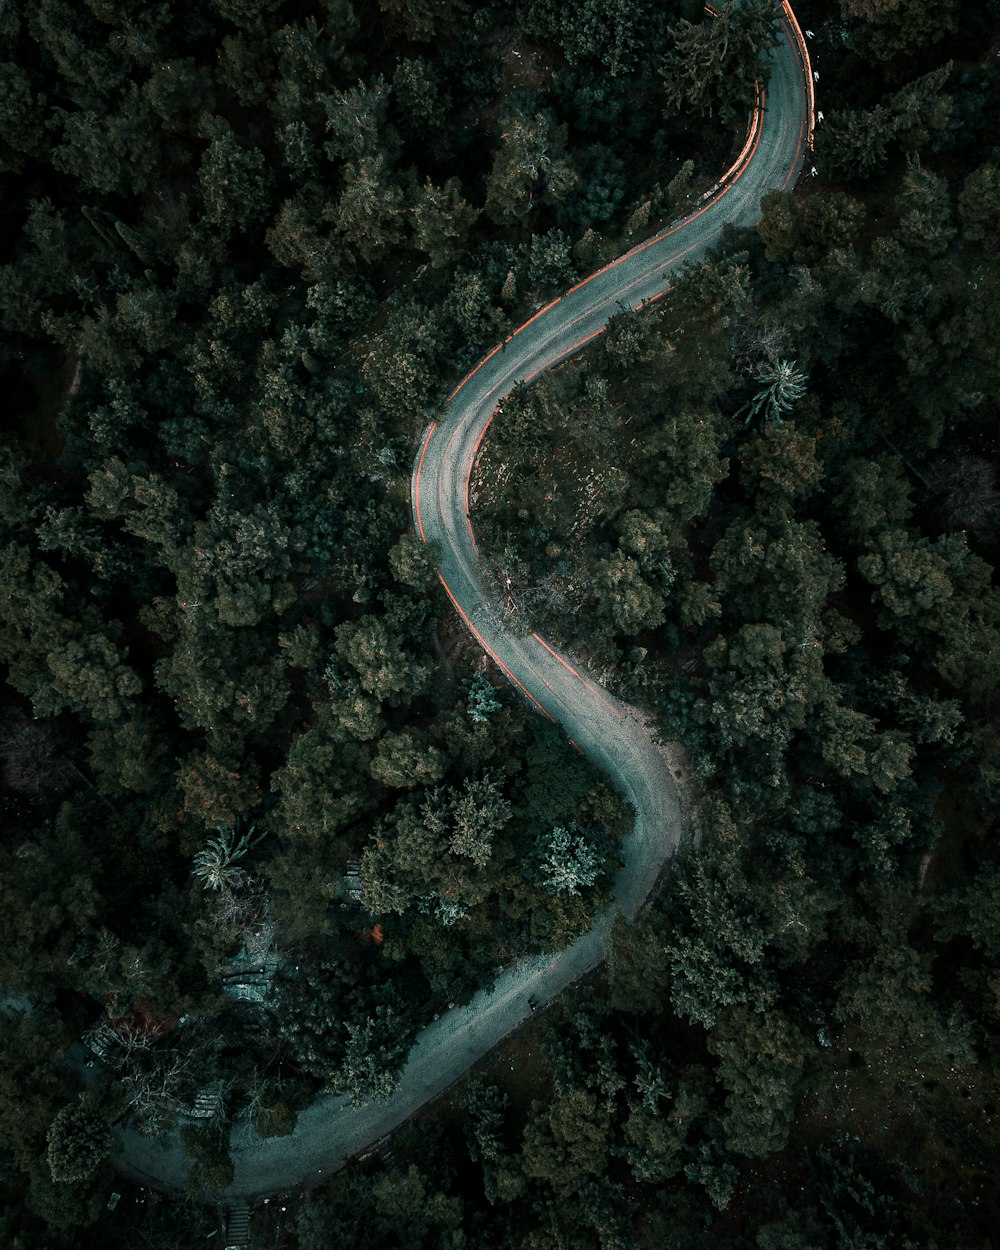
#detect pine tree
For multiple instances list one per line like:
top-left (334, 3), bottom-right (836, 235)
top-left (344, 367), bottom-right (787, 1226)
top-left (539, 825), bottom-right (602, 895)
top-left (192, 825), bottom-right (264, 892)
top-left (741, 359), bottom-right (808, 424)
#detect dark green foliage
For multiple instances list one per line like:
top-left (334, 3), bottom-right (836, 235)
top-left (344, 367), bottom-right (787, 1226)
top-left (293, 1163), bottom-right (463, 1250)
top-left (816, 104), bottom-right (897, 183)
top-left (181, 1126), bottom-right (235, 1198)
top-left (329, 1005), bottom-right (416, 1105)
top-left (839, 0), bottom-right (960, 67)
top-left (708, 1007), bottom-right (809, 1157)
top-left (25, 1155), bottom-right (105, 1232)
top-left (45, 1104), bottom-right (112, 1184)
top-left (520, 0), bottom-right (669, 78)
top-left (483, 106), bottom-right (579, 226)
top-left (660, 0), bottom-right (780, 127)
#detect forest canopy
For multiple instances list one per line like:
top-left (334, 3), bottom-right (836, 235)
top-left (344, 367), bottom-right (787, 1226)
top-left (1, 0), bottom-right (999, 1246)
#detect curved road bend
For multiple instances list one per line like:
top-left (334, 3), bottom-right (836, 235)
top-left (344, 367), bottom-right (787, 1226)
top-left (114, 5), bottom-right (812, 1199)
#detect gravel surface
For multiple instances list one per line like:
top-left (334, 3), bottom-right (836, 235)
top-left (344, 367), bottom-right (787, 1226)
top-left (113, 12), bottom-right (812, 1200)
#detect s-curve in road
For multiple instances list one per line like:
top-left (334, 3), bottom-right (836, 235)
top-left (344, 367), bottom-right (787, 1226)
top-left (114, 3), bottom-right (813, 1201)
top-left (410, 0), bottom-right (813, 921)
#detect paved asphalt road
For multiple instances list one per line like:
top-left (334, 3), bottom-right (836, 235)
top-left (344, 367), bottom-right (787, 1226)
top-left (114, 6), bottom-right (812, 1200)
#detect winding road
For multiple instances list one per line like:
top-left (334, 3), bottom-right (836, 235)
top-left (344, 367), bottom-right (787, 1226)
top-left (114, 4), bottom-right (813, 1200)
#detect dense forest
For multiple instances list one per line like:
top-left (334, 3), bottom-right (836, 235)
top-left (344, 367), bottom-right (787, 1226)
top-left (1, 0), bottom-right (998, 1246)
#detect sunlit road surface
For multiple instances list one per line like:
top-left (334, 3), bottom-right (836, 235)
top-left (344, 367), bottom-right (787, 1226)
top-left (114, 6), bottom-right (812, 1199)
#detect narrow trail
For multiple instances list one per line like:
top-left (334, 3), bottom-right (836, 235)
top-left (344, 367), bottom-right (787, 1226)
top-left (114, 4), bottom-right (813, 1200)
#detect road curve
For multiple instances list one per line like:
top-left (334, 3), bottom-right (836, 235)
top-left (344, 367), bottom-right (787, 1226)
top-left (114, 5), bottom-right (812, 1199)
